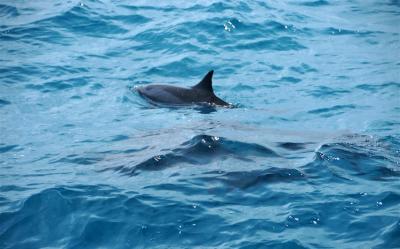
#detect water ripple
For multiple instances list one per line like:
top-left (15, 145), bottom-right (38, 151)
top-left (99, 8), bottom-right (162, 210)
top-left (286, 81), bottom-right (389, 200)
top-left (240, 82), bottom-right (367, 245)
top-left (112, 134), bottom-right (278, 176)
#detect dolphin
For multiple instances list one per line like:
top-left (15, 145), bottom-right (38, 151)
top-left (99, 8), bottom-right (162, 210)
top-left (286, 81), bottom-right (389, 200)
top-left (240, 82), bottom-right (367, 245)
top-left (135, 70), bottom-right (230, 107)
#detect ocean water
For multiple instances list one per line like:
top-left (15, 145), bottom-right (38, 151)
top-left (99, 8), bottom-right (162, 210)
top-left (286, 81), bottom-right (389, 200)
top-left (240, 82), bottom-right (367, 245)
top-left (0, 0), bottom-right (399, 248)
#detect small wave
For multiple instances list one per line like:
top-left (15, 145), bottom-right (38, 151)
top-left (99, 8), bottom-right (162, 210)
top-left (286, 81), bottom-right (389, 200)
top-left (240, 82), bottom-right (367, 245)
top-left (51, 154), bottom-right (102, 165)
top-left (111, 14), bottom-right (151, 25)
top-left (143, 57), bottom-right (202, 77)
top-left (231, 83), bottom-right (256, 92)
top-left (42, 5), bottom-right (128, 38)
top-left (25, 76), bottom-right (92, 93)
top-left (0, 185), bottom-right (227, 248)
top-left (273, 76), bottom-right (302, 84)
top-left (112, 135), bottom-right (278, 176)
top-left (239, 240), bottom-right (308, 249)
top-left (0, 1), bottom-right (79, 27)
top-left (290, 63), bottom-right (318, 74)
top-left (355, 82), bottom-right (400, 93)
top-left (0, 4), bottom-right (19, 19)
top-left (303, 134), bottom-right (400, 182)
top-left (322, 27), bottom-right (383, 37)
top-left (308, 104), bottom-right (357, 117)
top-left (217, 167), bottom-right (306, 189)
top-left (306, 86), bottom-right (350, 98)
top-left (185, 2), bottom-right (252, 13)
top-left (0, 65), bottom-right (41, 85)
top-left (226, 36), bottom-right (307, 51)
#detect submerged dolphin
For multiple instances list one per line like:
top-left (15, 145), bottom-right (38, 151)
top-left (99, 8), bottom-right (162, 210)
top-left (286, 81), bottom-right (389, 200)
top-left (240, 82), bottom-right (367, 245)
top-left (135, 70), bottom-right (230, 107)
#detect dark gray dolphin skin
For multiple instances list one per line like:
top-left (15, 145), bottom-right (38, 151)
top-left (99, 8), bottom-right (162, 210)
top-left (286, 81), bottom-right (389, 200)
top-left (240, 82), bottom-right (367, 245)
top-left (136, 70), bottom-right (230, 107)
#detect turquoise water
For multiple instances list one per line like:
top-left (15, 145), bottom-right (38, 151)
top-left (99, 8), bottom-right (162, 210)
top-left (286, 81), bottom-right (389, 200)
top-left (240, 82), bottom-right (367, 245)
top-left (1, 0), bottom-right (399, 248)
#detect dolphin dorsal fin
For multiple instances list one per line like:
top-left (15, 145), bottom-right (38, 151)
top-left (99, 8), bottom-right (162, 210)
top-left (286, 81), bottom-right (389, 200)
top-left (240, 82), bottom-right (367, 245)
top-left (193, 70), bottom-right (214, 92)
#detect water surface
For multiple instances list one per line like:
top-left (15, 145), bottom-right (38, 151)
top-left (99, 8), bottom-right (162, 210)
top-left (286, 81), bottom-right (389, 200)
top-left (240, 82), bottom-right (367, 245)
top-left (1, 0), bottom-right (399, 248)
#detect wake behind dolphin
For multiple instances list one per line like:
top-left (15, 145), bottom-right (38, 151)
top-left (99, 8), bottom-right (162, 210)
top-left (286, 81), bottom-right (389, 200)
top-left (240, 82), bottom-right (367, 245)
top-left (135, 70), bottom-right (231, 107)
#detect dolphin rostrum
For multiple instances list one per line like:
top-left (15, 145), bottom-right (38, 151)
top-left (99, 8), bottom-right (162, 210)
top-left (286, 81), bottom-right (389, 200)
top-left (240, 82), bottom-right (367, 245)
top-left (135, 70), bottom-right (230, 107)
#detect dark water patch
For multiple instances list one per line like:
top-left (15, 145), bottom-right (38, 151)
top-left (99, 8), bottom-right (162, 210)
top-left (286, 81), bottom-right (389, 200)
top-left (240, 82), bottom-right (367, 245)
top-left (269, 64), bottom-right (284, 71)
top-left (277, 142), bottom-right (312, 151)
top-left (261, 83), bottom-right (280, 89)
top-left (90, 83), bottom-right (104, 90)
top-left (29, 153), bottom-right (58, 164)
top-left (375, 219), bottom-right (400, 249)
top-left (113, 135), bottom-right (278, 176)
top-left (290, 63), bottom-right (318, 74)
top-left (70, 95), bottom-right (82, 100)
top-left (94, 147), bottom-right (148, 155)
top-left (123, 147), bottom-right (149, 154)
top-left (0, 185), bottom-right (31, 192)
top-left (68, 218), bottom-right (125, 249)
top-left (0, 4), bottom-right (19, 18)
top-left (355, 82), bottom-right (400, 92)
top-left (365, 38), bottom-right (379, 45)
top-left (274, 76), bottom-right (302, 84)
top-left (336, 75), bottom-right (350, 80)
top-left (108, 135), bottom-right (130, 142)
top-left (62, 124), bottom-right (75, 128)
top-left (51, 154), bottom-right (103, 165)
top-left (0, 65), bottom-right (41, 84)
top-left (143, 182), bottom-right (207, 197)
top-left (228, 219), bottom-right (287, 237)
top-left (0, 99), bottom-right (11, 106)
top-left (388, 0), bottom-right (400, 6)
top-left (193, 105), bottom-right (220, 114)
top-left (307, 86), bottom-right (351, 98)
top-left (239, 240), bottom-right (308, 249)
top-left (0, 196), bottom-right (9, 207)
top-left (199, 1), bottom-right (251, 13)
top-left (0, 145), bottom-right (19, 153)
top-left (25, 77), bottom-right (91, 93)
top-left (296, 0), bottom-right (330, 7)
top-left (308, 104), bottom-right (356, 117)
top-left (218, 168), bottom-right (306, 189)
top-left (378, 191), bottom-right (400, 209)
top-left (119, 4), bottom-right (178, 12)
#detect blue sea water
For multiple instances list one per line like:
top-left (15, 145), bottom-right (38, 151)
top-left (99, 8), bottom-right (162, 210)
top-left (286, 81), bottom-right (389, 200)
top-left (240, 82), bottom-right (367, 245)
top-left (1, 0), bottom-right (400, 248)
